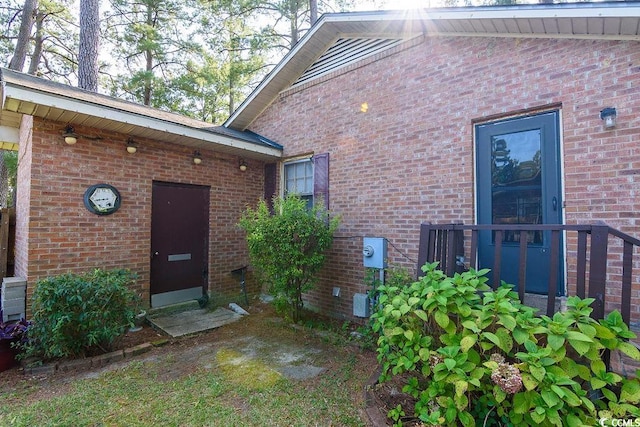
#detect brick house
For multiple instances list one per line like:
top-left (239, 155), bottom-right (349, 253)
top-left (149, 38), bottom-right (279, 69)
top-left (224, 3), bottom-right (640, 326)
top-left (1, 2), bottom-right (640, 332)
top-left (0, 69), bottom-right (282, 310)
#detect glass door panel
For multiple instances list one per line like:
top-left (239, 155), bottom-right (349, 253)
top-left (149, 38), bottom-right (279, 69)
top-left (491, 130), bottom-right (543, 245)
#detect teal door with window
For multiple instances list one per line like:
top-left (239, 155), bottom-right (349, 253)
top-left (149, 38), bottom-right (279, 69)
top-left (475, 111), bottom-right (563, 295)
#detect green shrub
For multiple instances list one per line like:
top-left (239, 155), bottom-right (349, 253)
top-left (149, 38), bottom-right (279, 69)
top-left (21, 268), bottom-right (140, 360)
top-left (238, 194), bottom-right (339, 322)
top-left (371, 262), bottom-right (640, 427)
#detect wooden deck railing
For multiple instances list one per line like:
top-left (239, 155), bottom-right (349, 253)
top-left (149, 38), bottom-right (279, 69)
top-left (417, 223), bottom-right (640, 325)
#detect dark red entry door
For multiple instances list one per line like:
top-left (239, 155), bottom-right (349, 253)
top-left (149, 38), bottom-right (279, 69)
top-left (150, 181), bottom-right (210, 307)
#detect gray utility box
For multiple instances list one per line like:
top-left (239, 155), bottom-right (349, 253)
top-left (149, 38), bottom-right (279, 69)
top-left (363, 237), bottom-right (387, 269)
top-left (353, 293), bottom-right (370, 318)
top-left (2, 277), bottom-right (27, 322)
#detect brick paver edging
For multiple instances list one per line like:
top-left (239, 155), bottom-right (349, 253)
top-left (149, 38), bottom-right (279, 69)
top-left (23, 342), bottom-right (154, 375)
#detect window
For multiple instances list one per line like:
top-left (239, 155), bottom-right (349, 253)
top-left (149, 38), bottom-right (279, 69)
top-left (285, 159), bottom-right (314, 208)
top-left (279, 153), bottom-right (330, 210)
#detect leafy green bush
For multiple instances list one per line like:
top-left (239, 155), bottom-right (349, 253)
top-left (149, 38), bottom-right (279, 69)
top-left (21, 269), bottom-right (140, 360)
top-left (371, 262), bottom-right (640, 427)
top-left (238, 194), bottom-right (339, 322)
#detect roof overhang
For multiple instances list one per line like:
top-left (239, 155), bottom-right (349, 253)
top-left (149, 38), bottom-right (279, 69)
top-left (0, 68), bottom-right (282, 160)
top-left (225, 2), bottom-right (640, 130)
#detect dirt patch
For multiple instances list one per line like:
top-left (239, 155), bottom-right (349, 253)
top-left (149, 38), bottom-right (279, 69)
top-left (367, 372), bottom-right (422, 426)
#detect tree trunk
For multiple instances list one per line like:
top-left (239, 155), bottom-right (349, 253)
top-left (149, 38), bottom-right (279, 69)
top-left (27, 10), bottom-right (44, 74)
top-left (289, 0), bottom-right (299, 47)
top-left (228, 76), bottom-right (234, 116)
top-left (143, 5), bottom-right (154, 105)
top-left (8, 0), bottom-right (37, 72)
top-left (78, 0), bottom-right (100, 91)
top-left (310, 0), bottom-right (317, 26)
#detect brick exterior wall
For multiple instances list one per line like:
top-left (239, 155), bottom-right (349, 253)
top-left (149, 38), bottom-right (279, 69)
top-left (15, 118), bottom-right (264, 310)
top-left (15, 115), bottom-right (33, 281)
top-left (249, 36), bottom-right (640, 324)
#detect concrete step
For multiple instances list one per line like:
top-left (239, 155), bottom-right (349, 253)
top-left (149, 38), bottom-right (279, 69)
top-left (147, 299), bottom-right (201, 318)
top-left (147, 307), bottom-right (242, 338)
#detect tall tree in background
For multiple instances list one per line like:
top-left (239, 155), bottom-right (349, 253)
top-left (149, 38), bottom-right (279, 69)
top-left (7, 0), bottom-right (37, 71)
top-left (103, 0), bottom-right (271, 121)
top-left (310, 0), bottom-right (317, 25)
top-left (1, 0), bottom-right (79, 82)
top-left (3, 0), bottom-right (357, 118)
top-left (78, 0), bottom-right (100, 90)
top-left (252, 0), bottom-right (355, 51)
top-left (103, 0), bottom-right (202, 106)
top-left (194, 8), bottom-right (270, 120)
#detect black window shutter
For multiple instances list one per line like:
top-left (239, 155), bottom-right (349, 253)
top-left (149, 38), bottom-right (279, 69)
top-left (264, 163), bottom-right (277, 213)
top-left (313, 153), bottom-right (329, 209)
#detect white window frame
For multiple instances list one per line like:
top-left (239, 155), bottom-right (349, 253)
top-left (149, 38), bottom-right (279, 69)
top-left (283, 158), bottom-right (314, 207)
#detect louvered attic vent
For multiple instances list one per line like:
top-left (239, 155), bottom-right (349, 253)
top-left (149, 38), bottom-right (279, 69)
top-left (292, 37), bottom-right (405, 87)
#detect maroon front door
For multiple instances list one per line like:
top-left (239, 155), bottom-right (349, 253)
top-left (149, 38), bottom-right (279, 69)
top-left (150, 181), bottom-right (210, 307)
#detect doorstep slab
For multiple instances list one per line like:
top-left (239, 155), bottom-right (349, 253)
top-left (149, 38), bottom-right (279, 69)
top-left (148, 307), bottom-right (243, 337)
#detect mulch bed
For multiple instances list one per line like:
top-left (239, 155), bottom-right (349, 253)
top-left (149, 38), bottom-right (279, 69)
top-left (366, 369), bottom-right (423, 427)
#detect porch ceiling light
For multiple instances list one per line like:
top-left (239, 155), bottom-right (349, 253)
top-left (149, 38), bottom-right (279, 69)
top-left (600, 107), bottom-right (617, 129)
top-left (239, 159), bottom-right (248, 171)
top-left (193, 150), bottom-right (202, 165)
top-left (126, 139), bottom-right (138, 154)
top-left (62, 125), bottom-right (78, 145)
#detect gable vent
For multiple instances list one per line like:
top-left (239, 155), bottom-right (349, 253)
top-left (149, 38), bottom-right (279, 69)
top-left (292, 37), bottom-right (405, 87)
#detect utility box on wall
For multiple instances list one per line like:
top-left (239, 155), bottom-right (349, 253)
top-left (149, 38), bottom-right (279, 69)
top-left (1, 277), bottom-right (27, 322)
top-left (363, 237), bottom-right (387, 269)
top-left (353, 293), bottom-right (370, 318)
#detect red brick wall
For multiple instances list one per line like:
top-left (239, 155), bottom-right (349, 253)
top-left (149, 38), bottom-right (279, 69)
top-left (15, 118), bottom-right (264, 309)
top-left (250, 36), bottom-right (640, 323)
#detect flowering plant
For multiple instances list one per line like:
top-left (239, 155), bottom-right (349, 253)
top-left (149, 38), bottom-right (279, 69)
top-left (371, 263), bottom-right (640, 427)
top-left (0, 311), bottom-right (30, 342)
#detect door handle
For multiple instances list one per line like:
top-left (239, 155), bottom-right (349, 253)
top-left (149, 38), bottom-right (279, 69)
top-left (552, 197), bottom-right (558, 211)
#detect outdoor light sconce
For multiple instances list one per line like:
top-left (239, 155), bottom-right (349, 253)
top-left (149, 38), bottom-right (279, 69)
top-left (239, 159), bottom-right (248, 171)
top-left (600, 107), bottom-right (617, 129)
top-left (61, 125), bottom-right (102, 144)
top-left (126, 139), bottom-right (138, 154)
top-left (193, 150), bottom-right (202, 165)
top-left (62, 125), bottom-right (78, 145)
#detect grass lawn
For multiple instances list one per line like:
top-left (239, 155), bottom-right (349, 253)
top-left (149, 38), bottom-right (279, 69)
top-left (0, 304), bottom-right (378, 426)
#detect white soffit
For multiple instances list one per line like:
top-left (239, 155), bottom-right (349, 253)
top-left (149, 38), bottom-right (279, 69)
top-left (0, 126), bottom-right (19, 149)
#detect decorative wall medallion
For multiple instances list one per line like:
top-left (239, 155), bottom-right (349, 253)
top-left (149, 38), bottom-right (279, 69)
top-left (83, 184), bottom-right (121, 215)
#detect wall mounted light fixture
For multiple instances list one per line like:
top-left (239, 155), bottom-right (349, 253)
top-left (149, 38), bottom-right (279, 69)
top-left (600, 107), bottom-right (617, 129)
top-left (61, 125), bottom-right (102, 144)
top-left (193, 150), bottom-right (202, 165)
top-left (126, 139), bottom-right (138, 154)
top-left (239, 159), bottom-right (248, 171)
top-left (62, 125), bottom-right (78, 145)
